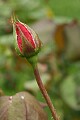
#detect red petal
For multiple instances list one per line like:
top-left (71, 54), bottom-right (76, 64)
top-left (16, 22), bottom-right (35, 48)
top-left (16, 27), bottom-right (23, 52)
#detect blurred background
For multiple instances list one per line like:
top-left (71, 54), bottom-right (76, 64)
top-left (0, 0), bottom-right (80, 119)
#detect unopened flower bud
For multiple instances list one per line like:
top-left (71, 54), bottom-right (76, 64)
top-left (12, 17), bottom-right (42, 59)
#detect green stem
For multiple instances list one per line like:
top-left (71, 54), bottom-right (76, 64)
top-left (33, 64), bottom-right (59, 120)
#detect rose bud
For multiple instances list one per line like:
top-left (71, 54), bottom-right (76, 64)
top-left (12, 17), bottom-right (42, 59)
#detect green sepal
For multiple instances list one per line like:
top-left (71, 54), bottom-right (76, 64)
top-left (27, 55), bottom-right (38, 69)
top-left (24, 47), bottom-right (41, 59)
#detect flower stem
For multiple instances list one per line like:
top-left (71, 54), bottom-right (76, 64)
top-left (33, 65), bottom-right (59, 120)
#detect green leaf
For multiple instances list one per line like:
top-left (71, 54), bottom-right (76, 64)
top-left (50, 0), bottom-right (80, 19)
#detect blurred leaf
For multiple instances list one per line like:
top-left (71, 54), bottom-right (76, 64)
top-left (31, 19), bottom-right (55, 44)
top-left (0, 89), bottom-right (4, 97)
top-left (55, 20), bottom-right (80, 62)
top-left (54, 23), bottom-right (66, 56)
top-left (60, 73), bottom-right (80, 111)
top-left (0, 92), bottom-right (48, 120)
top-left (0, 34), bottom-right (13, 45)
top-left (64, 21), bottom-right (80, 61)
top-left (9, 0), bottom-right (46, 22)
top-left (50, 0), bottom-right (80, 19)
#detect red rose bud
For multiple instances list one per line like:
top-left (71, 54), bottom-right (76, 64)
top-left (12, 18), bottom-right (42, 58)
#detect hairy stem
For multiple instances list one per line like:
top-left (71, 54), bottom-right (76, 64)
top-left (33, 65), bottom-right (59, 120)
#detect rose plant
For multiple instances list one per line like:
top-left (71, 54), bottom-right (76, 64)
top-left (12, 16), bottom-right (59, 120)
